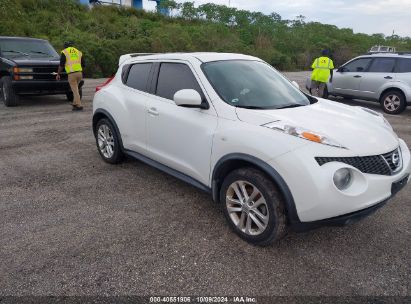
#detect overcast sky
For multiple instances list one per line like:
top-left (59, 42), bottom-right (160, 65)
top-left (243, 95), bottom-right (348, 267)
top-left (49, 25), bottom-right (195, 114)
top-left (143, 0), bottom-right (411, 37)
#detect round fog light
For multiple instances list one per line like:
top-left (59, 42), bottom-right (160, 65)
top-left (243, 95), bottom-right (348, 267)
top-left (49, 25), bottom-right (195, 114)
top-left (333, 168), bottom-right (352, 190)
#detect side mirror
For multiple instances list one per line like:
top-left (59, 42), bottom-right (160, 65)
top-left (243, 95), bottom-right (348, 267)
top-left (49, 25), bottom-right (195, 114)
top-left (291, 81), bottom-right (300, 89)
top-left (174, 89), bottom-right (202, 107)
top-left (337, 67), bottom-right (345, 72)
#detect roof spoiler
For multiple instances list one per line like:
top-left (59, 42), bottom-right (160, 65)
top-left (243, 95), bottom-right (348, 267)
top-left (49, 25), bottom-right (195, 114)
top-left (118, 53), bottom-right (156, 65)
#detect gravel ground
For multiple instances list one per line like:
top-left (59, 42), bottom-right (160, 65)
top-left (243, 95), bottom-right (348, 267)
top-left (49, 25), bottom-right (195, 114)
top-left (0, 74), bottom-right (410, 297)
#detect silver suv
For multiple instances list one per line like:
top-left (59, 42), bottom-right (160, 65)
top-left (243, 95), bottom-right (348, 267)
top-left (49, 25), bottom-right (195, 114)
top-left (326, 53), bottom-right (411, 114)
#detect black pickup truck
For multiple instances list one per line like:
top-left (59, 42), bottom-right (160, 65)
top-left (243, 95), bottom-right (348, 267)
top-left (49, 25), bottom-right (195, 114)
top-left (0, 36), bottom-right (82, 107)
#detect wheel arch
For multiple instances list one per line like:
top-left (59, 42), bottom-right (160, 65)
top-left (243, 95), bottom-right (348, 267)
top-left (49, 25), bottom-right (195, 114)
top-left (0, 71), bottom-right (11, 79)
top-left (379, 87), bottom-right (406, 102)
top-left (92, 108), bottom-right (124, 150)
top-left (211, 153), bottom-right (301, 225)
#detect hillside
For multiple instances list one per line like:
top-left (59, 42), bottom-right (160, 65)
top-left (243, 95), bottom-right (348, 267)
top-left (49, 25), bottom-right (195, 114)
top-left (1, 0), bottom-right (410, 77)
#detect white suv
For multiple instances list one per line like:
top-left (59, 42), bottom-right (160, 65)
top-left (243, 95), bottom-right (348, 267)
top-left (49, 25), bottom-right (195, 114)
top-left (92, 53), bottom-right (410, 245)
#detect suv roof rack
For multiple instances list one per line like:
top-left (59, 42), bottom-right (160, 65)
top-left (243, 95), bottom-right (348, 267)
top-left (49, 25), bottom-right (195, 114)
top-left (367, 51), bottom-right (411, 55)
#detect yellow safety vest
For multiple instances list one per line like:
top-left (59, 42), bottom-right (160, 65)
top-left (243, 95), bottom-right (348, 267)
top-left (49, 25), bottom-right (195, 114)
top-left (62, 47), bottom-right (83, 74)
top-left (311, 56), bottom-right (334, 83)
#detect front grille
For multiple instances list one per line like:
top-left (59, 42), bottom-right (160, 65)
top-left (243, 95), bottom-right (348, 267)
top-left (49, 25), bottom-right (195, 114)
top-left (32, 65), bottom-right (60, 80)
top-left (315, 148), bottom-right (402, 176)
top-left (33, 66), bottom-right (58, 73)
top-left (15, 65), bottom-right (61, 81)
top-left (382, 149), bottom-right (402, 172)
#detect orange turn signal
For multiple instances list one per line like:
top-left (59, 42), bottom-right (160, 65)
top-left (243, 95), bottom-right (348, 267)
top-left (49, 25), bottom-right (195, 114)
top-left (301, 132), bottom-right (322, 143)
top-left (13, 67), bottom-right (20, 80)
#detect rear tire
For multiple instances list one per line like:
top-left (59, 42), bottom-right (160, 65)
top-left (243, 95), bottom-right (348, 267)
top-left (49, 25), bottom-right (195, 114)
top-left (322, 85), bottom-right (329, 99)
top-left (66, 87), bottom-right (83, 102)
top-left (380, 90), bottom-right (406, 115)
top-left (95, 118), bottom-right (124, 164)
top-left (220, 167), bottom-right (287, 246)
top-left (1, 76), bottom-right (19, 107)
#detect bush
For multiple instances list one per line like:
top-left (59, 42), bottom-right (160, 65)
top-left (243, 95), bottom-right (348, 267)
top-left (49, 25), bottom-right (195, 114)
top-left (2, 0), bottom-right (410, 77)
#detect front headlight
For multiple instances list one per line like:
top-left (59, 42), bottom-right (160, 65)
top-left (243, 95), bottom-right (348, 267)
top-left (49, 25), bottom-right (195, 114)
top-left (263, 120), bottom-right (346, 149)
top-left (15, 67), bottom-right (33, 73)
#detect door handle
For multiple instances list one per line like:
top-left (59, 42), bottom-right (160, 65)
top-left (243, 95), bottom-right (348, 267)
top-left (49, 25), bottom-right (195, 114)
top-left (353, 75), bottom-right (362, 78)
top-left (147, 107), bottom-right (159, 116)
top-left (384, 76), bottom-right (393, 79)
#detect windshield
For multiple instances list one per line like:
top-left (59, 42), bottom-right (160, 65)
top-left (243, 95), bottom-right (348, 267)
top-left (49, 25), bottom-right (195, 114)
top-left (202, 60), bottom-right (310, 109)
top-left (0, 39), bottom-right (59, 58)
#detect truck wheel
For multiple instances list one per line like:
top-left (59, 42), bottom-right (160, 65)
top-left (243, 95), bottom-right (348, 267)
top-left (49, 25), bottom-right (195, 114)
top-left (220, 167), bottom-right (287, 246)
top-left (380, 90), bottom-right (406, 115)
top-left (66, 92), bottom-right (73, 102)
top-left (66, 88), bottom-right (83, 102)
top-left (1, 76), bottom-right (19, 107)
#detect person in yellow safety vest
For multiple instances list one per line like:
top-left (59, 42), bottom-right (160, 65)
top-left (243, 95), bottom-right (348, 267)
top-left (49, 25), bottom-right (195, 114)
top-left (310, 49), bottom-right (334, 98)
top-left (56, 41), bottom-right (85, 111)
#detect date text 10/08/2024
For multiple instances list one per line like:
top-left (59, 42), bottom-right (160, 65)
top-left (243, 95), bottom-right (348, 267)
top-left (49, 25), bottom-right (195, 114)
top-left (149, 297), bottom-right (257, 303)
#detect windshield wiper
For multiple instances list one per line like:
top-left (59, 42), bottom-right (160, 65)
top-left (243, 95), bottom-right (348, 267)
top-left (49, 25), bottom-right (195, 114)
top-left (234, 105), bottom-right (266, 109)
top-left (276, 104), bottom-right (305, 109)
top-left (2, 50), bottom-right (29, 56)
top-left (29, 50), bottom-right (51, 56)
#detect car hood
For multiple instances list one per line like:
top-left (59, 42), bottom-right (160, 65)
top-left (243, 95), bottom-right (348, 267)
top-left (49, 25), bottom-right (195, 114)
top-left (235, 99), bottom-right (399, 155)
top-left (9, 57), bottom-right (60, 66)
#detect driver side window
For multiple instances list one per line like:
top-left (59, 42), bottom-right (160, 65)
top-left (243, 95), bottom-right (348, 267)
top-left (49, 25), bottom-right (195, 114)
top-left (343, 58), bottom-right (372, 72)
top-left (155, 63), bottom-right (206, 102)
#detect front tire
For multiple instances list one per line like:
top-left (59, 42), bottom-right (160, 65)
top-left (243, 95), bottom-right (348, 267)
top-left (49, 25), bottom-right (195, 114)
top-left (95, 118), bottom-right (124, 164)
top-left (380, 90), bottom-right (406, 115)
top-left (220, 167), bottom-right (287, 246)
top-left (1, 76), bottom-right (19, 107)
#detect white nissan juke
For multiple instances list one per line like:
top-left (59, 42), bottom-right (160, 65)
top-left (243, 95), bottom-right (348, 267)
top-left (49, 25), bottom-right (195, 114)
top-left (92, 53), bottom-right (410, 245)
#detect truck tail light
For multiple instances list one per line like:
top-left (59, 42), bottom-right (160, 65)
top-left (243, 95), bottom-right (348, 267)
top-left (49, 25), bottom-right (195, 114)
top-left (96, 75), bottom-right (115, 92)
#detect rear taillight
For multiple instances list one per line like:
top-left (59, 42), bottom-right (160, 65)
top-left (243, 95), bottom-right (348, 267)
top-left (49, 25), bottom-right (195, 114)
top-left (96, 75), bottom-right (115, 92)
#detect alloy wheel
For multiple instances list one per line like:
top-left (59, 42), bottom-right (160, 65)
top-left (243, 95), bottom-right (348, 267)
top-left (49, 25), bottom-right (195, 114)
top-left (383, 94), bottom-right (401, 112)
top-left (97, 124), bottom-right (115, 159)
top-left (225, 180), bottom-right (269, 236)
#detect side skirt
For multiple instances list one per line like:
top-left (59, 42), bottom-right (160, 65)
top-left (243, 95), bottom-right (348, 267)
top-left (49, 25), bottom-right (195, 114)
top-left (123, 149), bottom-right (211, 194)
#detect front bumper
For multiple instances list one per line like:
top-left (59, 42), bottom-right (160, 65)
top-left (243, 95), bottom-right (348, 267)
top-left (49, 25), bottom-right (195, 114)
top-left (12, 80), bottom-right (71, 95)
top-left (292, 173), bottom-right (408, 232)
top-left (269, 138), bottom-right (411, 224)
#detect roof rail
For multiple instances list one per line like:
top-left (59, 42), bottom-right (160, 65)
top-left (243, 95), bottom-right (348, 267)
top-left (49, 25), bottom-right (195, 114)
top-left (118, 53), bottom-right (157, 65)
top-left (366, 52), bottom-right (411, 55)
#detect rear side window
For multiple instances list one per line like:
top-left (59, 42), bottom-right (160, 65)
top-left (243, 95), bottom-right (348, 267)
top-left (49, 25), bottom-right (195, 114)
top-left (343, 58), bottom-right (372, 72)
top-left (396, 58), bottom-right (411, 73)
top-left (368, 58), bottom-right (396, 72)
top-left (126, 63), bottom-right (152, 92)
top-left (156, 63), bottom-right (205, 101)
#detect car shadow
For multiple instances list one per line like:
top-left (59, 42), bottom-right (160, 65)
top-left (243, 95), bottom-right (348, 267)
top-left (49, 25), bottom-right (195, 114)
top-left (12, 95), bottom-right (70, 107)
top-left (329, 96), bottom-right (380, 110)
top-left (326, 96), bottom-right (411, 117)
